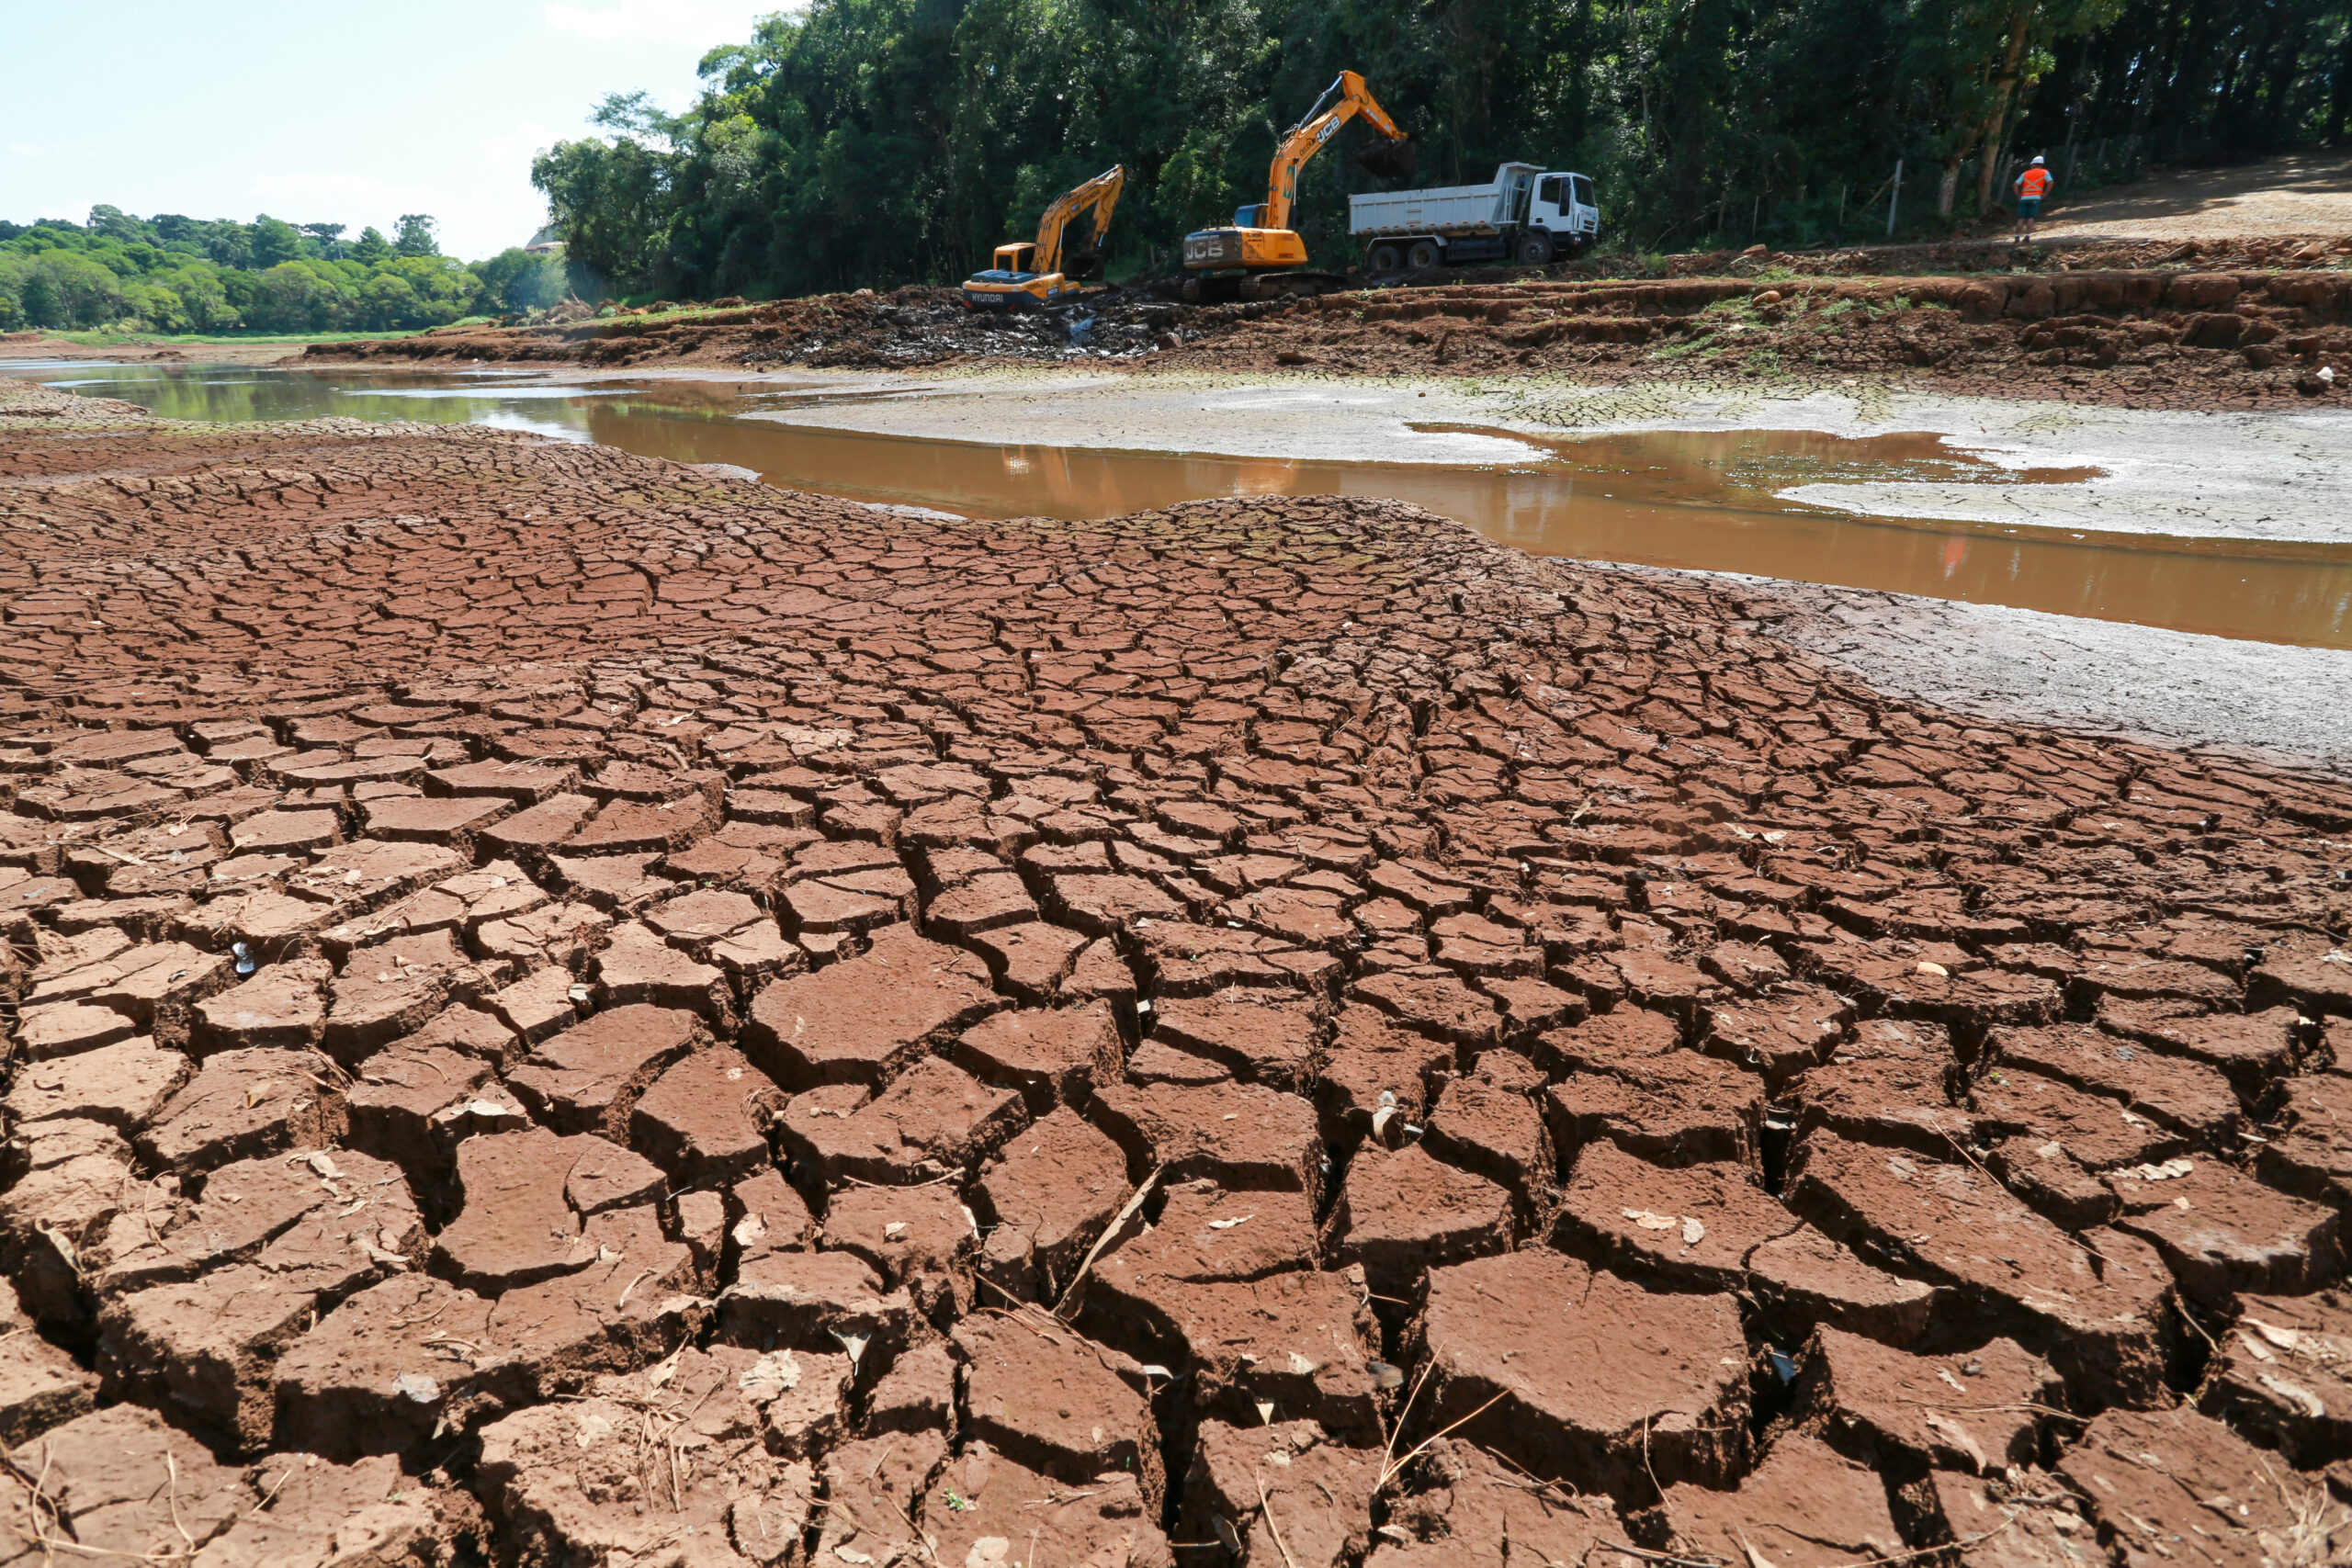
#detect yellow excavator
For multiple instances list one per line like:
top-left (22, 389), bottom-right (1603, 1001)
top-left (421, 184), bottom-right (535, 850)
top-left (1182, 71), bottom-right (1411, 301)
top-left (962, 164), bottom-right (1125, 310)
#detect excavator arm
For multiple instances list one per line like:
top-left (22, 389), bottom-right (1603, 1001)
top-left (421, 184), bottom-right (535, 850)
top-left (1034, 164), bottom-right (1125, 280)
top-left (1258, 71), bottom-right (1409, 233)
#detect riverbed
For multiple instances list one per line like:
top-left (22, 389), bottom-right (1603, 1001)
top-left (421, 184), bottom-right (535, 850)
top-left (11, 358), bottom-right (2348, 765)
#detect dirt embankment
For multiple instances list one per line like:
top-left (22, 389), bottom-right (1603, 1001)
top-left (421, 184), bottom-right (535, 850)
top-left (306, 231), bottom-right (2352, 412)
top-left (0, 332), bottom-right (298, 366)
top-left (1, 375), bottom-right (2349, 1562)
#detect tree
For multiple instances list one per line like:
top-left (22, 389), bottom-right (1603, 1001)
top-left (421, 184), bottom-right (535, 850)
top-left (351, 226), bottom-right (393, 264)
top-left (533, 129), bottom-right (673, 298)
top-left (250, 215), bottom-right (305, 268)
top-left (249, 261), bottom-right (345, 332)
top-left (203, 223), bottom-right (253, 270)
top-left (1911, 0), bottom-right (2122, 220)
top-left (393, 214), bottom-right (440, 256)
top-left (302, 222), bottom-right (348, 259)
top-left (472, 246), bottom-right (573, 312)
top-left (19, 273), bottom-right (62, 329)
top-left (86, 205), bottom-right (155, 244)
top-left (357, 273), bottom-right (422, 331)
top-left (28, 251), bottom-right (125, 326)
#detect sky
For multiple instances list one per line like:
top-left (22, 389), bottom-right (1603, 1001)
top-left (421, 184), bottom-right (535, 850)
top-left (2, 0), bottom-right (799, 261)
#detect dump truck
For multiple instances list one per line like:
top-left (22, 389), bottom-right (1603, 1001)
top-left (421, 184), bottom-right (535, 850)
top-left (1351, 163), bottom-right (1599, 272)
top-left (1181, 71), bottom-right (1413, 302)
top-left (964, 164), bottom-right (1125, 310)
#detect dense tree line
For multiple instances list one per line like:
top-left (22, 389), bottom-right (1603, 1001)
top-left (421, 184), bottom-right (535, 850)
top-left (0, 209), bottom-right (572, 334)
top-left (533, 0), bottom-right (2350, 302)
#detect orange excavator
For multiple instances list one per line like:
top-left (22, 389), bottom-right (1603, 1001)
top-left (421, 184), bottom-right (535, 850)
top-left (963, 164), bottom-right (1125, 310)
top-left (1181, 71), bottom-right (1411, 301)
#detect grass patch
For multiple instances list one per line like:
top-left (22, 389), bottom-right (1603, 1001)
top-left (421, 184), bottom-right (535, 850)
top-left (1649, 332), bottom-right (1715, 360)
top-left (45, 327), bottom-right (431, 345)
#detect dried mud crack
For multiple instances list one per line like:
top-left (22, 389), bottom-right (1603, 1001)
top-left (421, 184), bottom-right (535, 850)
top-left (0, 373), bottom-right (2348, 1564)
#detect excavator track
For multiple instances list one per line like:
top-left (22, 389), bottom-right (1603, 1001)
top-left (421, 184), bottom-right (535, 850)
top-left (1182, 270), bottom-right (1346, 304)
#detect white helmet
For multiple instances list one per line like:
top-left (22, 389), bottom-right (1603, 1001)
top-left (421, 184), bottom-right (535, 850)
top-left (2031, 155), bottom-right (2045, 165)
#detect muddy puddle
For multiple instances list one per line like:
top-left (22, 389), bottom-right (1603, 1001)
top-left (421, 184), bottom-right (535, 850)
top-left (19, 362), bottom-right (2350, 649)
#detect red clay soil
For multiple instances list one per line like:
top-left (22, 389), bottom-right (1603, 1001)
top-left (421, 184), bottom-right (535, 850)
top-left (1, 373), bottom-right (2349, 1560)
top-left (301, 231), bottom-right (2352, 413)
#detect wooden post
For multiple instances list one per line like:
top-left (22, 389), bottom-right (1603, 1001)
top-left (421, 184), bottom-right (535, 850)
top-left (1886, 159), bottom-right (1902, 239)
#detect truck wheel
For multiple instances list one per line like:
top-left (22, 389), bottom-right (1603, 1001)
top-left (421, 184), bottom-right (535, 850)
top-left (1182, 277), bottom-right (1204, 304)
top-left (1516, 233), bottom-right (1554, 265)
top-left (1407, 239), bottom-right (1442, 271)
top-left (1368, 243), bottom-right (1404, 275)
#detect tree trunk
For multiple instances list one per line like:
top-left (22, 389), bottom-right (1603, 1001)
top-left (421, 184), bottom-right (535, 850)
top-left (1937, 157), bottom-right (1965, 220)
top-left (1975, 11), bottom-right (2034, 212)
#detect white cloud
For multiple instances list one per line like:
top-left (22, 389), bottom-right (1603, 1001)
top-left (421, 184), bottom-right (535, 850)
top-left (479, 121), bottom-right (568, 172)
top-left (252, 171), bottom-right (421, 209)
top-left (542, 1), bottom-right (794, 43)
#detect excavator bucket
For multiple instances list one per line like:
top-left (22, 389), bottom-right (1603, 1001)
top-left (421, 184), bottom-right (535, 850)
top-left (1355, 135), bottom-right (1415, 182)
top-left (1063, 247), bottom-right (1104, 281)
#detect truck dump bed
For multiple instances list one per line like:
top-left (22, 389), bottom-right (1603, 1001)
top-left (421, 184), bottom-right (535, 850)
top-left (1349, 163), bottom-right (1539, 238)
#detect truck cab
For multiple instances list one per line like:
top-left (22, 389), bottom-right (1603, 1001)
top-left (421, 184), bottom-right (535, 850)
top-left (1532, 172), bottom-right (1600, 247)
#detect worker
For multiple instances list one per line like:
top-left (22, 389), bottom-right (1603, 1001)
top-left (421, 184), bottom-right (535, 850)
top-left (2013, 155), bottom-right (2052, 242)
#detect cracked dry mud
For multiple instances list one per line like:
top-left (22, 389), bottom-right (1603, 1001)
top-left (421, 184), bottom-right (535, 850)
top-left (0, 370), bottom-right (2349, 1566)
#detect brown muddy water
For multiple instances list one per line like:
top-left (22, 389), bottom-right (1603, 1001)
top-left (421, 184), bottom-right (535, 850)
top-left (18, 362), bottom-right (2349, 649)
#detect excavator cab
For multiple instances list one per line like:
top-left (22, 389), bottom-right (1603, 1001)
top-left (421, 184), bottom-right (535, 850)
top-left (964, 165), bottom-right (1125, 311)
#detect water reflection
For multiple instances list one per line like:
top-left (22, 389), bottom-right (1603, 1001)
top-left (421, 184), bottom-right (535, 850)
top-left (14, 361), bottom-right (2347, 649)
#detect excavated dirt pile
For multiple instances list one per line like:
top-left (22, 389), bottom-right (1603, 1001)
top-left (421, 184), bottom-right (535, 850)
top-left (2, 373), bottom-right (2351, 1563)
top-left (318, 286), bottom-right (1187, 372)
top-left (1155, 266), bottom-right (2352, 409)
top-left (305, 235), bottom-right (2352, 411)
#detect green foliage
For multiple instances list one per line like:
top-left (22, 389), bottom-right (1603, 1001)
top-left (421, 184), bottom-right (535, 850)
top-left (0, 207), bottom-right (557, 335)
top-left (393, 214), bottom-right (440, 257)
top-left (250, 216), bottom-right (305, 269)
top-left (525, 0), bottom-right (2349, 299)
top-left (474, 247), bottom-right (573, 312)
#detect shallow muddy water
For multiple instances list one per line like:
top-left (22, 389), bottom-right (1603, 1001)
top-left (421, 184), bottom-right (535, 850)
top-left (19, 362), bottom-right (2350, 649)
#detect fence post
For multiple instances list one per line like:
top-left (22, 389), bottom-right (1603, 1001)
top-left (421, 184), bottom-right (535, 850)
top-left (1886, 159), bottom-right (1902, 240)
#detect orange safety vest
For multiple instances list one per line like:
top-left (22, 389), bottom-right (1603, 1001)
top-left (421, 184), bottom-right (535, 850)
top-left (2018, 166), bottom-right (2051, 199)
